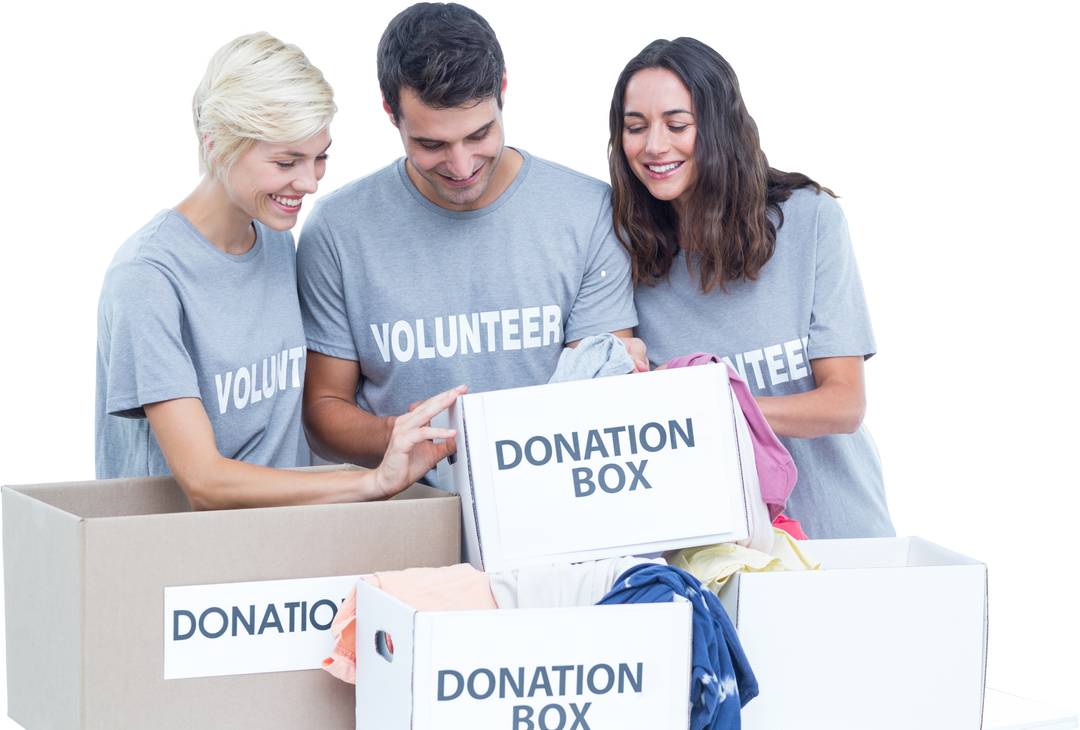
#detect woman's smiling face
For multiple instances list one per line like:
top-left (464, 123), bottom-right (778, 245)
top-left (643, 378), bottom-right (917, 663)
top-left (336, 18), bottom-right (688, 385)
top-left (621, 67), bottom-right (698, 211)
top-left (220, 127), bottom-right (332, 231)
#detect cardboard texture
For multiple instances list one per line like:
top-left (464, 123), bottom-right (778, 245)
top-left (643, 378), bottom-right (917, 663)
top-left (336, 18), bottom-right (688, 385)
top-left (353, 580), bottom-right (694, 729)
top-left (438, 366), bottom-right (754, 571)
top-left (720, 536), bottom-right (988, 730)
top-left (3, 466), bottom-right (461, 730)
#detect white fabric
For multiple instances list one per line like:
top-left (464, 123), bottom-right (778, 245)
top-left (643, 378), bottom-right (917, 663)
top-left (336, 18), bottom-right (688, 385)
top-left (489, 556), bottom-right (666, 609)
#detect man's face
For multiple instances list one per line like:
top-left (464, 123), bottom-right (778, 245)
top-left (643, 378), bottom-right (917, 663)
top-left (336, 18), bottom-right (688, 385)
top-left (389, 88), bottom-right (506, 211)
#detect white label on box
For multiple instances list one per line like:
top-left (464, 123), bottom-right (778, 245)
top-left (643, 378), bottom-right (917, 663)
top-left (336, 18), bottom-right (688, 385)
top-left (412, 602), bottom-right (692, 730)
top-left (163, 575), bottom-right (360, 680)
top-left (475, 367), bottom-right (737, 560)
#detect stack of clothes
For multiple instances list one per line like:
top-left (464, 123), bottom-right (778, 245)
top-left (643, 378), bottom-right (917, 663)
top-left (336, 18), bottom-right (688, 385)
top-left (323, 525), bottom-right (818, 730)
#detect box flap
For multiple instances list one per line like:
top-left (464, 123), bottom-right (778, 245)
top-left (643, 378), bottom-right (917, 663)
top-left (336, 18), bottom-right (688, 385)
top-left (446, 397), bottom-right (485, 569)
top-left (2, 486), bottom-right (87, 730)
top-left (354, 580), bottom-right (418, 729)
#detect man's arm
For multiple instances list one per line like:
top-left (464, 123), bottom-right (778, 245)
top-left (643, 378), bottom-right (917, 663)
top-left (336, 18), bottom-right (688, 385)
top-left (302, 350), bottom-right (441, 468)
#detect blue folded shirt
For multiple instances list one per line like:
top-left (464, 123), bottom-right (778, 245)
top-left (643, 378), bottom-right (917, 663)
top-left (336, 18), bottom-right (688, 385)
top-left (597, 563), bottom-right (758, 730)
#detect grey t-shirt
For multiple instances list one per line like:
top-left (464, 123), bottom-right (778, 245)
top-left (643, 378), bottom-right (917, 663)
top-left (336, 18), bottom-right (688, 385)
top-left (296, 149), bottom-right (637, 422)
top-left (634, 188), bottom-right (894, 539)
top-left (95, 210), bottom-right (307, 479)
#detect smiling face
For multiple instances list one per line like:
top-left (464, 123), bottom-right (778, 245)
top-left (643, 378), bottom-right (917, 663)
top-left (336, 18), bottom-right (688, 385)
top-left (387, 85), bottom-right (507, 211)
top-left (621, 67), bottom-right (698, 212)
top-left (221, 127), bottom-right (332, 231)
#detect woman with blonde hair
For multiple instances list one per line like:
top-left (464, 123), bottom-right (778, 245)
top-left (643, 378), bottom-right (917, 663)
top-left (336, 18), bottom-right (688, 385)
top-left (609, 37), bottom-right (893, 539)
top-left (95, 32), bottom-right (463, 509)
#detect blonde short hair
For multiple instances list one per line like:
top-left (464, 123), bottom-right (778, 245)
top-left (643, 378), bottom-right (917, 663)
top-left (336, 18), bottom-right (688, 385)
top-left (193, 32), bottom-right (336, 177)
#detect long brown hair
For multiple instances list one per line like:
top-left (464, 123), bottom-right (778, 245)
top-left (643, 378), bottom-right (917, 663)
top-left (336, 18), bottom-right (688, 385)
top-left (609, 38), bottom-right (834, 293)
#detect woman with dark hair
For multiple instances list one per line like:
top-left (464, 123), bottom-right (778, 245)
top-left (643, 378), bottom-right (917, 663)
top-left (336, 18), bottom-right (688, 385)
top-left (609, 38), bottom-right (894, 539)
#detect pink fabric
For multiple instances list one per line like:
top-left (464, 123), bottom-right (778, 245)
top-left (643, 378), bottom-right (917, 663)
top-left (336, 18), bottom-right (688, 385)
top-left (772, 514), bottom-right (809, 540)
top-left (665, 352), bottom-right (797, 521)
top-left (322, 564), bottom-right (496, 684)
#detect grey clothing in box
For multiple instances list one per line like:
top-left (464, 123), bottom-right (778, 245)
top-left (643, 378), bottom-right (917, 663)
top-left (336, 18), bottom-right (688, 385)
top-left (634, 189), bottom-right (894, 539)
top-left (297, 148), bottom-right (637, 425)
top-left (95, 210), bottom-right (307, 478)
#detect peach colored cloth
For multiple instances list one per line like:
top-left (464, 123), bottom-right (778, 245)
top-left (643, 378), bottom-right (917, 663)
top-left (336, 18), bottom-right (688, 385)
top-left (321, 563), bottom-right (497, 684)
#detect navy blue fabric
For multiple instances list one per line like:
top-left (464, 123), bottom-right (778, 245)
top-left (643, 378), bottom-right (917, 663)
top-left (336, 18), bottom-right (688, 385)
top-left (597, 564), bottom-right (758, 730)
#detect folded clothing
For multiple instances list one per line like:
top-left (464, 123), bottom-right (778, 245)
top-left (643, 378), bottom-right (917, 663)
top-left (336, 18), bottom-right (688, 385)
top-left (670, 528), bottom-right (820, 594)
top-left (598, 564), bottom-right (758, 730)
top-left (548, 333), bottom-right (635, 383)
top-left (489, 556), bottom-right (665, 609)
top-left (322, 558), bottom-right (663, 684)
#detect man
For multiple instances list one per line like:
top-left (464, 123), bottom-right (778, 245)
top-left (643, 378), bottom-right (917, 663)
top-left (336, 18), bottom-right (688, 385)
top-left (296, 2), bottom-right (642, 481)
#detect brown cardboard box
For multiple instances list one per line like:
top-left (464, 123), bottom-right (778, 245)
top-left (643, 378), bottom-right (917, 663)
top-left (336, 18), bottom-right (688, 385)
top-left (2, 466), bottom-right (460, 730)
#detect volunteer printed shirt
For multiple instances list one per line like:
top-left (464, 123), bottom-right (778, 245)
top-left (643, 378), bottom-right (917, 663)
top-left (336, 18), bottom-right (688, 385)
top-left (634, 188), bottom-right (894, 539)
top-left (95, 210), bottom-right (306, 478)
top-left (296, 149), bottom-right (637, 422)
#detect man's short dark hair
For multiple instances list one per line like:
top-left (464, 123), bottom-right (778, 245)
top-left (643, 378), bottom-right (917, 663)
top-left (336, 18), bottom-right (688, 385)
top-left (378, 2), bottom-right (505, 122)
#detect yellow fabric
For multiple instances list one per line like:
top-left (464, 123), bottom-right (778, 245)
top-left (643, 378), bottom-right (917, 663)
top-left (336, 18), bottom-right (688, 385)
top-left (670, 528), bottom-right (821, 594)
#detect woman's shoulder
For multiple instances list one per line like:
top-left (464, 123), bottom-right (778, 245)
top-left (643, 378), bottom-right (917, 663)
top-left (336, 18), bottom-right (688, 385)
top-left (777, 187), bottom-right (847, 238)
top-left (779, 185), bottom-right (845, 216)
top-left (109, 210), bottom-right (198, 266)
top-left (521, 151), bottom-right (613, 204)
top-left (102, 211), bottom-right (197, 294)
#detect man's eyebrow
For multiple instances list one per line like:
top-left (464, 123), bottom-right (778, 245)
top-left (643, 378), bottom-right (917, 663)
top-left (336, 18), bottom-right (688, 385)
top-left (409, 121), bottom-right (496, 145)
top-left (623, 109), bottom-right (692, 118)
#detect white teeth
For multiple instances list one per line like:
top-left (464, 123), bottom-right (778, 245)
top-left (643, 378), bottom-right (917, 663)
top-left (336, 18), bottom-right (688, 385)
top-left (272, 195), bottom-right (300, 207)
top-left (647, 162), bottom-right (682, 173)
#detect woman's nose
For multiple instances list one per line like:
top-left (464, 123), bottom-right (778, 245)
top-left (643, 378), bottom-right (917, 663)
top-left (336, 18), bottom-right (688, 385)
top-left (645, 127), bottom-right (669, 156)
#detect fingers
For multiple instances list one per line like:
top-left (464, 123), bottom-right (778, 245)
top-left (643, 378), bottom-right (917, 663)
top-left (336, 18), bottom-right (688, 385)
top-left (429, 437), bottom-right (458, 464)
top-left (618, 336), bottom-right (650, 373)
top-left (399, 426), bottom-right (458, 446)
top-left (394, 385), bottom-right (467, 432)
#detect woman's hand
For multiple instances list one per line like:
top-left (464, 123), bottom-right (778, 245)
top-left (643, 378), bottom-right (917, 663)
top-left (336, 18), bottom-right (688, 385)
top-left (618, 336), bottom-right (650, 372)
top-left (564, 330), bottom-right (650, 372)
top-left (371, 385), bottom-right (467, 499)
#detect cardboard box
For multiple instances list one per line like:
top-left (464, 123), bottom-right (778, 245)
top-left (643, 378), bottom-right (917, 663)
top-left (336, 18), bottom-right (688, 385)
top-left (3, 466), bottom-right (460, 730)
top-left (353, 579), bottom-right (694, 729)
top-left (719, 537), bottom-right (988, 730)
top-left (438, 365), bottom-right (754, 571)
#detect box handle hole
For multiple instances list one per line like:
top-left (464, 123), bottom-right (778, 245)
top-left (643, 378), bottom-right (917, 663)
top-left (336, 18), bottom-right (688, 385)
top-left (375, 630), bottom-right (394, 662)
